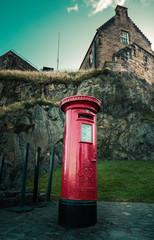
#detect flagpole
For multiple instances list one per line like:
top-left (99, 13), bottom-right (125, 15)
top-left (57, 30), bottom-right (60, 71)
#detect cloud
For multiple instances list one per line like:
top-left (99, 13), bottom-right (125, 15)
top-left (115, 0), bottom-right (126, 5)
top-left (67, 3), bottom-right (78, 13)
top-left (68, 0), bottom-right (150, 16)
top-left (141, 0), bottom-right (150, 7)
top-left (85, 0), bottom-right (126, 15)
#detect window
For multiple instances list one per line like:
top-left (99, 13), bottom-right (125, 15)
top-left (89, 51), bottom-right (93, 66)
top-left (144, 55), bottom-right (148, 63)
top-left (121, 31), bottom-right (129, 44)
top-left (143, 55), bottom-right (148, 70)
top-left (132, 46), bottom-right (136, 57)
top-left (97, 35), bottom-right (102, 45)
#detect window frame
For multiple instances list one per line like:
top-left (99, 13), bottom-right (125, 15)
top-left (121, 31), bottom-right (129, 44)
top-left (89, 50), bottom-right (93, 66)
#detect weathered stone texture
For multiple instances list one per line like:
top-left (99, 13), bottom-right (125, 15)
top-left (0, 71), bottom-right (154, 190)
top-left (0, 50), bottom-right (38, 71)
top-left (104, 43), bottom-right (154, 84)
top-left (80, 6), bottom-right (154, 84)
top-left (114, 43), bottom-right (154, 84)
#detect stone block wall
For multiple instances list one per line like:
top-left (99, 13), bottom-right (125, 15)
top-left (113, 43), bottom-right (154, 84)
top-left (103, 61), bottom-right (128, 73)
top-left (0, 51), bottom-right (38, 71)
top-left (80, 6), bottom-right (152, 71)
top-left (97, 14), bottom-right (152, 68)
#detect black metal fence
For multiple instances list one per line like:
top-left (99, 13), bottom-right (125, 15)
top-left (0, 143), bottom-right (55, 212)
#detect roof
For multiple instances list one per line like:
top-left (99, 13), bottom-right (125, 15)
top-left (79, 32), bottom-right (98, 69)
top-left (0, 50), bottom-right (38, 71)
top-left (129, 18), bottom-right (151, 45)
top-left (97, 6), bottom-right (151, 45)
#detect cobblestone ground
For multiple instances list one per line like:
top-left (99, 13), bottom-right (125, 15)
top-left (0, 201), bottom-right (154, 240)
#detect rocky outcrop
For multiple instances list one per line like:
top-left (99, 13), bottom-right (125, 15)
top-left (0, 70), bottom-right (154, 190)
top-left (75, 73), bottom-right (154, 160)
top-left (0, 105), bottom-right (65, 190)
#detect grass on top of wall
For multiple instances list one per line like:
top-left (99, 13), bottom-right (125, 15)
top-left (26, 160), bottom-right (154, 203)
top-left (0, 69), bottom-right (104, 86)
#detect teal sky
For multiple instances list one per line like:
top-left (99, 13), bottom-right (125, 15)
top-left (0, 0), bottom-right (154, 71)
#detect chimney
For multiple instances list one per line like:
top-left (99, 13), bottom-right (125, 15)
top-left (115, 5), bottom-right (128, 17)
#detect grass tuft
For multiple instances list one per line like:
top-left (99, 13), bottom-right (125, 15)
top-left (141, 112), bottom-right (154, 121)
top-left (0, 96), bottom-right (59, 118)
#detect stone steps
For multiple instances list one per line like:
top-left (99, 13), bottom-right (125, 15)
top-left (104, 61), bottom-right (128, 72)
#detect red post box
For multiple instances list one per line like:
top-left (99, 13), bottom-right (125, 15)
top-left (58, 95), bottom-right (101, 228)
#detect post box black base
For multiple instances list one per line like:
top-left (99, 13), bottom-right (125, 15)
top-left (58, 199), bottom-right (97, 228)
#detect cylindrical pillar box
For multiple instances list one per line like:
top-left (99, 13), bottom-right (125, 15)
top-left (58, 95), bottom-right (101, 228)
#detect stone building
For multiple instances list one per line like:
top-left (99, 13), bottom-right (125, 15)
top-left (80, 5), bottom-right (154, 83)
top-left (0, 50), bottom-right (38, 71)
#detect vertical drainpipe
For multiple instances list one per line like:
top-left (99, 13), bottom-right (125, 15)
top-left (94, 39), bottom-right (96, 69)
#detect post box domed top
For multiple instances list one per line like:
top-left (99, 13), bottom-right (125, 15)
top-left (60, 95), bottom-right (101, 112)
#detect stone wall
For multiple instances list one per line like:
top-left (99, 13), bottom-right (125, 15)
top-left (104, 43), bottom-right (154, 84)
top-left (113, 43), bottom-right (154, 84)
top-left (0, 51), bottom-right (38, 71)
top-left (0, 71), bottom-right (154, 190)
top-left (80, 6), bottom-right (153, 71)
top-left (103, 61), bottom-right (128, 73)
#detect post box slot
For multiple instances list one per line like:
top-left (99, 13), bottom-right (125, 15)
top-left (78, 114), bottom-right (93, 120)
